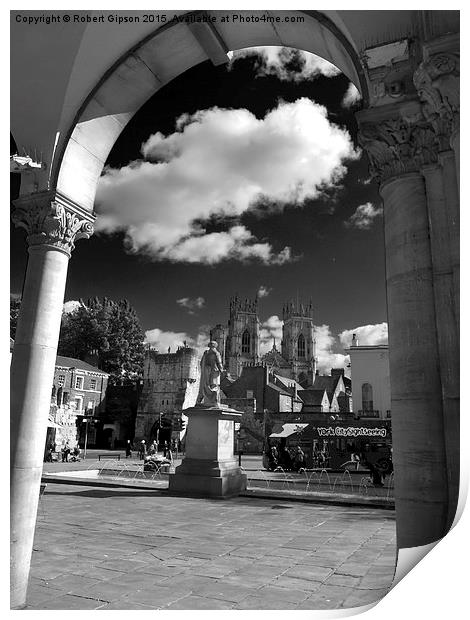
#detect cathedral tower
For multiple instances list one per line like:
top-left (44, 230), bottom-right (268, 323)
top-left (281, 299), bottom-right (317, 385)
top-left (225, 295), bottom-right (260, 378)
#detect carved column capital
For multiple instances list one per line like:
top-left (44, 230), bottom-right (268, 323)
top-left (413, 51), bottom-right (460, 146)
top-left (12, 190), bottom-right (95, 256)
top-left (357, 113), bottom-right (439, 184)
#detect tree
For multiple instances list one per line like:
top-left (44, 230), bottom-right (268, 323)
top-left (10, 295), bottom-right (22, 340)
top-left (58, 297), bottom-right (145, 385)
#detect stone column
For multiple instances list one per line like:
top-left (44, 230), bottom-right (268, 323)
top-left (358, 108), bottom-right (449, 548)
top-left (10, 191), bottom-right (94, 609)
top-left (414, 52), bottom-right (460, 530)
top-left (421, 161), bottom-right (459, 530)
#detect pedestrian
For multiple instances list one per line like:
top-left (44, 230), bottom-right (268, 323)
top-left (293, 446), bottom-right (306, 471)
top-left (125, 440), bottom-right (133, 459)
top-left (164, 441), bottom-right (170, 459)
top-left (62, 442), bottom-right (70, 463)
top-left (148, 440), bottom-right (157, 456)
top-left (280, 446), bottom-right (293, 470)
top-left (138, 440), bottom-right (146, 460)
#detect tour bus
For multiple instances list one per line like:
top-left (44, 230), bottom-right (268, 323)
top-left (265, 419), bottom-right (393, 473)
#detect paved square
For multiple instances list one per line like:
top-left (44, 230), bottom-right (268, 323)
top-left (26, 483), bottom-right (396, 609)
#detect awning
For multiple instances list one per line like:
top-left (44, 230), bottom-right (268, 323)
top-left (47, 418), bottom-right (61, 429)
top-left (269, 423), bottom-right (309, 438)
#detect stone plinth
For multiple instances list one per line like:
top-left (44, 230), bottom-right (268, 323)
top-left (168, 406), bottom-right (247, 498)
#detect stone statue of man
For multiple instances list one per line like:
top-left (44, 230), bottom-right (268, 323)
top-left (197, 341), bottom-right (224, 407)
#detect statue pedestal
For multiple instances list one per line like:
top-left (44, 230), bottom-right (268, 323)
top-left (168, 406), bottom-right (247, 498)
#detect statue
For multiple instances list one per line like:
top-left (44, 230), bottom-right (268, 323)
top-left (197, 341), bottom-right (224, 407)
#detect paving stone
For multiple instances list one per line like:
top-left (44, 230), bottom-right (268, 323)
top-left (234, 595), bottom-right (299, 610)
top-left (298, 585), bottom-right (355, 609)
top-left (256, 584), bottom-right (310, 604)
top-left (325, 573), bottom-right (362, 588)
top-left (96, 600), bottom-right (160, 610)
top-left (283, 564), bottom-right (333, 582)
top-left (43, 573), bottom-right (99, 596)
top-left (26, 593), bottom-right (105, 609)
top-left (271, 575), bottom-right (322, 593)
top-left (195, 581), bottom-right (255, 603)
top-left (342, 587), bottom-right (390, 608)
top-left (163, 595), bottom-right (235, 610)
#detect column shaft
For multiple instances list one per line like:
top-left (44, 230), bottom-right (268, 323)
top-left (381, 173), bottom-right (448, 548)
top-left (439, 150), bottom-right (460, 326)
top-left (422, 161), bottom-right (459, 530)
top-left (10, 245), bottom-right (70, 609)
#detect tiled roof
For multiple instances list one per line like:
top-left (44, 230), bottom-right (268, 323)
top-left (298, 389), bottom-right (327, 406)
top-left (55, 355), bottom-right (108, 375)
top-left (274, 374), bottom-right (304, 392)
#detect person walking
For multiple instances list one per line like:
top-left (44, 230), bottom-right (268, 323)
top-left (61, 442), bottom-right (70, 463)
top-left (138, 440), bottom-right (146, 460)
top-left (125, 440), bottom-right (133, 459)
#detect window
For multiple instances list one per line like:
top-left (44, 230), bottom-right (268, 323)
top-left (75, 376), bottom-right (83, 390)
top-left (246, 390), bottom-right (254, 399)
top-left (297, 333), bottom-right (306, 359)
top-left (90, 378), bottom-right (97, 390)
top-left (58, 374), bottom-right (65, 387)
top-left (241, 330), bottom-right (251, 354)
top-left (362, 383), bottom-right (374, 412)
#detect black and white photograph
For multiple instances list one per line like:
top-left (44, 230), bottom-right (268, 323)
top-left (10, 7), bottom-right (460, 613)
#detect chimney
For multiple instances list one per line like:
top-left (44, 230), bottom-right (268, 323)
top-left (352, 333), bottom-right (358, 347)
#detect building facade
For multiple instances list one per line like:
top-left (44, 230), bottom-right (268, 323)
top-left (346, 335), bottom-right (391, 420)
top-left (135, 345), bottom-right (200, 443)
top-left (49, 355), bottom-right (109, 449)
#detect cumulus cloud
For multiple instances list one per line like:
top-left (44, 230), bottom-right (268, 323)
top-left (145, 325), bottom-right (210, 357)
top-left (63, 300), bottom-right (81, 314)
top-left (96, 98), bottom-right (359, 264)
top-left (257, 285), bottom-right (272, 299)
top-left (341, 82), bottom-right (362, 108)
top-left (345, 202), bottom-right (383, 230)
top-left (230, 46), bottom-right (341, 81)
top-left (315, 324), bottom-right (349, 373)
top-left (339, 323), bottom-right (388, 348)
top-left (176, 296), bottom-right (205, 314)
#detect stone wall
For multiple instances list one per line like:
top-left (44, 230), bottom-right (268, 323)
top-left (135, 346), bottom-right (199, 442)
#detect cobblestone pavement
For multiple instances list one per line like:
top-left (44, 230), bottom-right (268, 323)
top-left (26, 483), bottom-right (396, 610)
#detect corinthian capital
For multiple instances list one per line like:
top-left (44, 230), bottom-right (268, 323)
top-left (414, 51), bottom-right (460, 142)
top-left (357, 113), bottom-right (438, 184)
top-left (12, 191), bottom-right (95, 256)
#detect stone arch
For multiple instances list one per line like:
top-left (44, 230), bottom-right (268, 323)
top-left (51, 11), bottom-right (367, 211)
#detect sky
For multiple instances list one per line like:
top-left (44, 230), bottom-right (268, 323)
top-left (10, 46), bottom-right (388, 372)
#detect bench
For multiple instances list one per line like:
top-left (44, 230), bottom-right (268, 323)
top-left (98, 453), bottom-right (121, 461)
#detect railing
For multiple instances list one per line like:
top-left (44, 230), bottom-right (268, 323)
top-left (357, 410), bottom-right (380, 418)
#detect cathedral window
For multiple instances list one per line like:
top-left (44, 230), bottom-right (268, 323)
top-left (242, 330), bottom-right (251, 354)
top-left (297, 333), bottom-right (306, 359)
